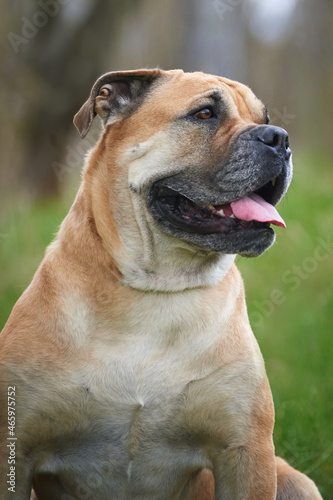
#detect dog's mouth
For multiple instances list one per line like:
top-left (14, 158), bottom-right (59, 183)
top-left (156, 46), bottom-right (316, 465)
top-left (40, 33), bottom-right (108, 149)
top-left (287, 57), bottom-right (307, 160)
top-left (151, 175), bottom-right (286, 236)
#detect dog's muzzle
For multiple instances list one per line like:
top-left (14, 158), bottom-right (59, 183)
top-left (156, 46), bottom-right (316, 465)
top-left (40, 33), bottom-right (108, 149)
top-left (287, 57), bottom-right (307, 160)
top-left (149, 125), bottom-right (292, 257)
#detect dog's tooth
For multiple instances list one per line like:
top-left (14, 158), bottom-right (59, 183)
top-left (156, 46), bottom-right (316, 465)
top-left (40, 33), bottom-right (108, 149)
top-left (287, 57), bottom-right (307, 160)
top-left (207, 204), bottom-right (215, 210)
top-left (271, 177), bottom-right (277, 187)
top-left (217, 208), bottom-right (226, 217)
top-left (229, 214), bottom-right (235, 219)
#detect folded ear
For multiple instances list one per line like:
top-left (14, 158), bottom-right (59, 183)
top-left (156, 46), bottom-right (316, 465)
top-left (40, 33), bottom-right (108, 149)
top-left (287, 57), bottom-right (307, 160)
top-left (73, 69), bottom-right (163, 139)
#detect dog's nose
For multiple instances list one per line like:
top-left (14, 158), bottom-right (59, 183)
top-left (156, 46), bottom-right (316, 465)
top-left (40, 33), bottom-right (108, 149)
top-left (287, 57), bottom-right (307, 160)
top-left (254, 125), bottom-right (290, 158)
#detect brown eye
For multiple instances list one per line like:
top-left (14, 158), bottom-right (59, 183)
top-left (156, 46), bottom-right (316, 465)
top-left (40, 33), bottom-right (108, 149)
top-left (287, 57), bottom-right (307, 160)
top-left (99, 86), bottom-right (111, 97)
top-left (193, 108), bottom-right (213, 120)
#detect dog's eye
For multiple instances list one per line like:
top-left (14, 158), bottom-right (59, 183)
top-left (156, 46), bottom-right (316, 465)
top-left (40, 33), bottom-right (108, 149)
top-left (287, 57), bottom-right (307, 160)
top-left (193, 108), bottom-right (214, 120)
top-left (99, 86), bottom-right (111, 97)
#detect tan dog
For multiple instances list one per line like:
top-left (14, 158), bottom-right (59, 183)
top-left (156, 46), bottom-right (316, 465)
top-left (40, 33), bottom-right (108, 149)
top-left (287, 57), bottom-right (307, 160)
top-left (0, 69), bottom-right (322, 499)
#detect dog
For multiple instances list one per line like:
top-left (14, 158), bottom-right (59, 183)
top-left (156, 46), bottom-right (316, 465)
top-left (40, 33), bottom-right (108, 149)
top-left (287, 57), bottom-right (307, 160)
top-left (0, 69), bottom-right (323, 499)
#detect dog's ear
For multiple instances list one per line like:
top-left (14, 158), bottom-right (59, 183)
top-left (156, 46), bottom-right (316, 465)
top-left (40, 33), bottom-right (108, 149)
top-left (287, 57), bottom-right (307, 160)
top-left (73, 69), bottom-right (163, 139)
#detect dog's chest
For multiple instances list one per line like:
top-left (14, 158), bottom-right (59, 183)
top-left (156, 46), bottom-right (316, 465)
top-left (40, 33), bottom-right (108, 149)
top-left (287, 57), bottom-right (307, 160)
top-left (54, 337), bottom-right (215, 497)
top-left (45, 289), bottom-right (262, 497)
top-left (79, 328), bottom-right (219, 443)
top-left (57, 341), bottom-right (257, 497)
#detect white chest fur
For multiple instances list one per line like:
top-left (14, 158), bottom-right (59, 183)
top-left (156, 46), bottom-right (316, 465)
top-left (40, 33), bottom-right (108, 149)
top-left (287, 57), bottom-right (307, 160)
top-left (40, 284), bottom-right (265, 498)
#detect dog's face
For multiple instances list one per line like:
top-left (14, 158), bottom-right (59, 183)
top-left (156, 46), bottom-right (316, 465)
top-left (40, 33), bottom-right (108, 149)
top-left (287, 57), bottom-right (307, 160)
top-left (74, 69), bottom-right (292, 278)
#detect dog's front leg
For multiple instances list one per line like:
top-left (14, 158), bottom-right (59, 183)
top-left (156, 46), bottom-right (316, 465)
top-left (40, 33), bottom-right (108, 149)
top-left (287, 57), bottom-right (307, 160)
top-left (213, 445), bottom-right (277, 500)
top-left (276, 457), bottom-right (323, 499)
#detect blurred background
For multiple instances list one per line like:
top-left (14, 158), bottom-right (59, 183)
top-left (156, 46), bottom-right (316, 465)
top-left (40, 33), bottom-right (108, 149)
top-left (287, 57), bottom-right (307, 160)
top-left (1, 0), bottom-right (332, 495)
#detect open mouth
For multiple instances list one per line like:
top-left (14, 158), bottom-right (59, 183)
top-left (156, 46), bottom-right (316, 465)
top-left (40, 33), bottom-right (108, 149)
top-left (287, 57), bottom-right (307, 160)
top-left (151, 176), bottom-right (286, 236)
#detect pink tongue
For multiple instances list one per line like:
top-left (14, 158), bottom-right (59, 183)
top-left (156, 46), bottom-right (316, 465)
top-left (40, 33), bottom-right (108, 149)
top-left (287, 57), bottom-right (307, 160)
top-left (230, 193), bottom-right (286, 228)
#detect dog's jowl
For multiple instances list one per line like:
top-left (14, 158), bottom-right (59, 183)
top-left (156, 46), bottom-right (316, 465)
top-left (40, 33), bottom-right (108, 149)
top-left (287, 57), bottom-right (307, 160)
top-left (0, 69), bottom-right (322, 499)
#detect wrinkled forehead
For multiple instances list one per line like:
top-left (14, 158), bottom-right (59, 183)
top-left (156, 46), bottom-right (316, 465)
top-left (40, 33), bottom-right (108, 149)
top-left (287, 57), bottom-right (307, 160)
top-left (141, 70), bottom-right (266, 123)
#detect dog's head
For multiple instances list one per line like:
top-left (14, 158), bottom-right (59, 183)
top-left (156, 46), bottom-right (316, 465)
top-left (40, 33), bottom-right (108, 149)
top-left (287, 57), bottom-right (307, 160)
top-left (74, 69), bottom-right (292, 288)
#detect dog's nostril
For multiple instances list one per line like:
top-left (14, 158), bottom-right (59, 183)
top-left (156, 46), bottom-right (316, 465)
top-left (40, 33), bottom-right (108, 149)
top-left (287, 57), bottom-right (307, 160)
top-left (258, 132), bottom-right (280, 148)
top-left (256, 125), bottom-right (289, 155)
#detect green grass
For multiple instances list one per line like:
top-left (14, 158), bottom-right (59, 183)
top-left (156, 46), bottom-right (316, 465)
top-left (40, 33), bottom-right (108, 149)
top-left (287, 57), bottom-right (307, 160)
top-left (0, 195), bottom-right (70, 326)
top-left (1, 155), bottom-right (332, 497)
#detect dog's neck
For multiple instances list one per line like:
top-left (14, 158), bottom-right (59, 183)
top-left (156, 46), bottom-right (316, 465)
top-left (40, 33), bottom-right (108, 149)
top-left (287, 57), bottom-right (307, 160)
top-left (116, 232), bottom-right (236, 292)
top-left (57, 186), bottom-right (235, 293)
